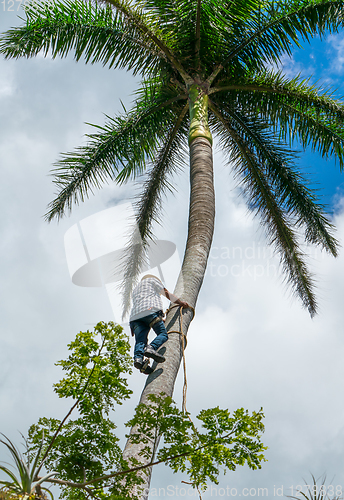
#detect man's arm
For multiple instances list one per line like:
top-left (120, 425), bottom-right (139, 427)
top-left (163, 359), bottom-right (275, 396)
top-left (163, 288), bottom-right (189, 309)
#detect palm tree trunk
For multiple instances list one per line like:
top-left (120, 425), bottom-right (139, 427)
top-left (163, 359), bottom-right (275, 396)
top-left (123, 132), bottom-right (215, 498)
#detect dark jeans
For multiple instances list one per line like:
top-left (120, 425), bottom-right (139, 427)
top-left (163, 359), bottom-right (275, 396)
top-left (130, 310), bottom-right (168, 359)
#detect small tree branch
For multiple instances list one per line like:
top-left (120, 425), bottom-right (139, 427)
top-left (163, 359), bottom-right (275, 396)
top-left (46, 477), bottom-right (97, 498)
top-left (42, 427), bottom-right (239, 490)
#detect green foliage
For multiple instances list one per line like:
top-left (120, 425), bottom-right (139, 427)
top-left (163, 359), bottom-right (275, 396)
top-left (0, 0), bottom-right (165, 76)
top-left (28, 417), bottom-right (122, 497)
top-left (0, 489), bottom-right (13, 500)
top-left (126, 393), bottom-right (266, 491)
top-left (27, 322), bottom-right (140, 500)
top-left (53, 321), bottom-right (133, 414)
top-left (44, 79), bottom-right (187, 222)
top-left (0, 434), bottom-right (56, 500)
top-left (20, 323), bottom-right (266, 499)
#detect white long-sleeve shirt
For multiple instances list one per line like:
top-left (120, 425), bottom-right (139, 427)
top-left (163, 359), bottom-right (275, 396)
top-left (129, 277), bottom-right (165, 321)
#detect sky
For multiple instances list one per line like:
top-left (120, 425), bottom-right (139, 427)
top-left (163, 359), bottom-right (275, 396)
top-left (1, 4), bottom-right (344, 500)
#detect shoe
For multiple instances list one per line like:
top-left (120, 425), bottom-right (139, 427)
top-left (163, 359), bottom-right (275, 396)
top-left (144, 345), bottom-right (165, 363)
top-left (134, 357), bottom-right (154, 375)
top-left (134, 357), bottom-right (144, 370)
top-left (141, 362), bottom-right (154, 375)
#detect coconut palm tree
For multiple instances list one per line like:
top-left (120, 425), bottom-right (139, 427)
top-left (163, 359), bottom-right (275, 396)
top-left (1, 0), bottom-right (344, 494)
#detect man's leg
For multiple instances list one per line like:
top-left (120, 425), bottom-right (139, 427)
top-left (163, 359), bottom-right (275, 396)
top-left (144, 320), bottom-right (167, 363)
top-left (131, 320), bottom-right (150, 361)
top-left (150, 320), bottom-right (168, 351)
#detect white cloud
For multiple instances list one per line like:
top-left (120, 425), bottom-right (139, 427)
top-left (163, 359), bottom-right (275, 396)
top-left (327, 33), bottom-right (344, 74)
top-left (0, 60), bottom-right (15, 98)
top-left (275, 54), bottom-right (315, 80)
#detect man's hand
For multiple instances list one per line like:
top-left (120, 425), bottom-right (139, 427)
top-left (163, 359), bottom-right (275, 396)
top-left (176, 299), bottom-right (190, 309)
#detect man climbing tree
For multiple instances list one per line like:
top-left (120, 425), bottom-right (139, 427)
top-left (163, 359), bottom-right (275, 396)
top-left (130, 275), bottom-right (189, 374)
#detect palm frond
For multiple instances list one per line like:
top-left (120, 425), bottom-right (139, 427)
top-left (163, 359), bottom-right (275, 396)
top-left (208, 0), bottom-right (344, 83)
top-left (121, 103), bottom-right (189, 317)
top-left (210, 103), bottom-right (317, 316)
top-left (278, 100), bottom-right (344, 165)
top-left (45, 85), bottom-right (187, 221)
top-left (240, 85), bottom-right (344, 169)
top-left (103, 0), bottom-right (193, 82)
top-left (139, 0), bottom-right (201, 66)
top-left (210, 96), bottom-right (339, 256)
top-left (209, 72), bottom-right (344, 210)
top-left (211, 70), bottom-right (344, 122)
top-left (0, 0), bottom-right (167, 76)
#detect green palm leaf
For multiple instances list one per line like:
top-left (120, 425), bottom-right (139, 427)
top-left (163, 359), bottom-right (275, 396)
top-left (45, 82), bottom-right (187, 221)
top-left (210, 103), bottom-right (317, 315)
top-left (105, 0), bottom-right (192, 81)
top-left (210, 97), bottom-right (339, 255)
top-left (0, 0), bottom-right (167, 76)
top-left (121, 102), bottom-right (189, 316)
top-left (208, 0), bottom-right (344, 82)
top-left (212, 70), bottom-right (344, 121)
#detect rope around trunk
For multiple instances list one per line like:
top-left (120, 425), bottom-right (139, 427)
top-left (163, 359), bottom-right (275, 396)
top-left (164, 304), bottom-right (195, 413)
